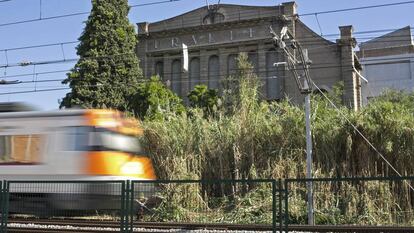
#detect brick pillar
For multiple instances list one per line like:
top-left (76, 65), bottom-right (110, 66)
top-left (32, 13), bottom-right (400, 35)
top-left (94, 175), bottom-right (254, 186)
top-left (338, 25), bottom-right (361, 111)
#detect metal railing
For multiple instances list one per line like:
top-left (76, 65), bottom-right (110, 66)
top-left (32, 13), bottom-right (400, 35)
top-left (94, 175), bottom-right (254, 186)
top-left (129, 179), bottom-right (285, 232)
top-left (3, 180), bottom-right (130, 232)
top-left (285, 176), bottom-right (414, 232)
top-left (0, 177), bottom-right (413, 233)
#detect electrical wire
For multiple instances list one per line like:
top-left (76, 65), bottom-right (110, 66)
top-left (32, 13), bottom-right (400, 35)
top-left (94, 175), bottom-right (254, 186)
top-left (2, 43), bottom-right (413, 72)
top-left (0, 0), bottom-right (182, 28)
top-left (299, 1), bottom-right (414, 17)
top-left (310, 78), bottom-right (414, 191)
top-left (1, 29), bottom-right (412, 59)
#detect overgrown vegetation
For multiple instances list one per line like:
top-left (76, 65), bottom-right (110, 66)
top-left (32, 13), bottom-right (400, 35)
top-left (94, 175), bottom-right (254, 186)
top-left (140, 53), bottom-right (414, 225)
top-left (129, 76), bottom-right (185, 120)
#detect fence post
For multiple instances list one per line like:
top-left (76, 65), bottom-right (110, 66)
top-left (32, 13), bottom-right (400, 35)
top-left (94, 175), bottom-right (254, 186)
top-left (120, 181), bottom-right (126, 232)
top-left (284, 179), bottom-right (289, 233)
top-left (125, 180), bottom-right (132, 233)
top-left (128, 180), bottom-right (134, 233)
top-left (0, 180), bottom-right (3, 233)
top-left (272, 179), bottom-right (277, 233)
top-left (3, 181), bottom-right (9, 233)
top-left (278, 178), bottom-right (283, 233)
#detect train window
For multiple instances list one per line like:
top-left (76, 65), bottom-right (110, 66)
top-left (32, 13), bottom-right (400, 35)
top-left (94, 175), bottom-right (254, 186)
top-left (0, 134), bottom-right (43, 164)
top-left (0, 135), bottom-right (11, 162)
top-left (91, 128), bottom-right (146, 155)
top-left (63, 126), bottom-right (91, 151)
top-left (63, 127), bottom-right (146, 155)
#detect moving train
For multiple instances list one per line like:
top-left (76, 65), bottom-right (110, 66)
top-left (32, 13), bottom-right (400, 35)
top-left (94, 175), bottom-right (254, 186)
top-left (0, 103), bottom-right (156, 213)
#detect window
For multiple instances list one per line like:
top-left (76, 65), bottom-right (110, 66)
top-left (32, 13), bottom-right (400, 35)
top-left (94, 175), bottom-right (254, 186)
top-left (189, 57), bottom-right (200, 90)
top-left (64, 126), bottom-right (90, 151)
top-left (171, 59), bottom-right (182, 96)
top-left (64, 126), bottom-right (145, 155)
top-left (208, 55), bottom-right (220, 89)
top-left (154, 61), bottom-right (164, 79)
top-left (0, 135), bottom-right (11, 162)
top-left (0, 134), bottom-right (43, 164)
top-left (203, 12), bottom-right (225, 25)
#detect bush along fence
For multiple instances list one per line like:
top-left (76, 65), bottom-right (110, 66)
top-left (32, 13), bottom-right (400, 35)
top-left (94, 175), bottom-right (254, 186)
top-left (0, 177), bottom-right (413, 233)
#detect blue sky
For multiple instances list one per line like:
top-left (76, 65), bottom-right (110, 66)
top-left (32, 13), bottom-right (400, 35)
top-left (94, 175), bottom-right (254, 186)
top-left (0, 0), bottom-right (413, 110)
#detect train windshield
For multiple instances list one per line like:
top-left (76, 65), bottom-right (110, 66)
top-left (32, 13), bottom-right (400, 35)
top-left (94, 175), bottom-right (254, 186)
top-left (65, 126), bottom-right (145, 155)
top-left (91, 128), bottom-right (145, 155)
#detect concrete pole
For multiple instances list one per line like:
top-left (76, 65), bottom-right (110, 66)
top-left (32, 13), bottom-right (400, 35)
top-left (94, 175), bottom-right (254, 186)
top-left (305, 92), bottom-right (314, 225)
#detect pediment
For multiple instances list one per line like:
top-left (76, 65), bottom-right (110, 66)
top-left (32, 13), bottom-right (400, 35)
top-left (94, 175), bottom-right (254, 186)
top-left (138, 4), bottom-right (280, 34)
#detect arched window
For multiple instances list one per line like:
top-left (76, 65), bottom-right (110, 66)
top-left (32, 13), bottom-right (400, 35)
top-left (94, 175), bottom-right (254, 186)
top-left (171, 59), bottom-right (182, 96)
top-left (266, 49), bottom-right (281, 100)
top-left (154, 61), bottom-right (164, 79)
top-left (189, 57), bottom-right (200, 90)
top-left (227, 54), bottom-right (238, 77)
top-left (208, 55), bottom-right (220, 89)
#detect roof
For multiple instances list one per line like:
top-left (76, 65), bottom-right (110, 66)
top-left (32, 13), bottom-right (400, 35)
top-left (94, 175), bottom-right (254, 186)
top-left (137, 4), bottom-right (282, 34)
top-left (359, 26), bottom-right (413, 50)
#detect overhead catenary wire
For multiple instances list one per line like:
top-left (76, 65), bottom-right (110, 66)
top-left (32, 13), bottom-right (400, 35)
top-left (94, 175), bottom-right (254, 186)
top-left (0, 0), bottom-right (412, 31)
top-left (2, 43), bottom-right (413, 72)
top-left (299, 1), bottom-right (414, 17)
top-left (0, 65), bottom-right (371, 88)
top-left (0, 0), bottom-right (182, 28)
top-left (1, 29), bottom-right (413, 60)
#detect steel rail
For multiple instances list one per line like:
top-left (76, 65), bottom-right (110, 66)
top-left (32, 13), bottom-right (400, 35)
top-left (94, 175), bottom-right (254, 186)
top-left (7, 218), bottom-right (414, 232)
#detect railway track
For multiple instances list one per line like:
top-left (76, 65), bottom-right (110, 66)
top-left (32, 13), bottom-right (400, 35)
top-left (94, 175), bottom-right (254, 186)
top-left (6, 218), bottom-right (414, 232)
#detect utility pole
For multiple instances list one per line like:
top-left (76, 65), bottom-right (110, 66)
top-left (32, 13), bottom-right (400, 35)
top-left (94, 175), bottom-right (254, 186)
top-left (270, 26), bottom-right (314, 225)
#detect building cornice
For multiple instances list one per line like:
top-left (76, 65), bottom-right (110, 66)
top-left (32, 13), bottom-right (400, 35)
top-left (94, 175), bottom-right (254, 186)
top-left (138, 16), bottom-right (287, 39)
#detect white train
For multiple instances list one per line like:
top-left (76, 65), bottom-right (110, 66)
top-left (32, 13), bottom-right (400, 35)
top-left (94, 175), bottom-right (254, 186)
top-left (0, 104), bottom-right (156, 213)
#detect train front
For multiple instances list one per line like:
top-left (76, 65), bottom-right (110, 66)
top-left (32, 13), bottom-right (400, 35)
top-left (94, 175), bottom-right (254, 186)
top-left (61, 109), bottom-right (158, 211)
top-left (83, 109), bottom-right (156, 182)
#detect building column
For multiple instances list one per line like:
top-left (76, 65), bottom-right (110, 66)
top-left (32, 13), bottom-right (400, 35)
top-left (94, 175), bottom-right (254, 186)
top-left (200, 49), bottom-right (208, 87)
top-left (218, 48), bottom-right (228, 91)
top-left (338, 25), bottom-right (361, 111)
top-left (258, 42), bottom-right (267, 98)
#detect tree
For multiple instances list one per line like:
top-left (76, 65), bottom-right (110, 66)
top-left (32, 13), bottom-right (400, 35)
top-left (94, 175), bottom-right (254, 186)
top-left (188, 85), bottom-right (220, 114)
top-left (129, 76), bottom-right (185, 119)
top-left (60, 0), bottom-right (142, 110)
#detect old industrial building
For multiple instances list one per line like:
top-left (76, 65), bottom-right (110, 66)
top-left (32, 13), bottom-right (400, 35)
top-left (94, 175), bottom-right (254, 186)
top-left (358, 26), bottom-right (414, 105)
top-left (136, 2), bottom-right (362, 109)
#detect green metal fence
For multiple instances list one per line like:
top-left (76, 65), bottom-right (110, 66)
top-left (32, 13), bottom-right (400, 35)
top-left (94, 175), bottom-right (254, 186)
top-left (0, 179), bottom-right (285, 233)
top-left (1, 177), bottom-right (413, 233)
top-left (285, 176), bottom-right (414, 231)
top-left (4, 180), bottom-right (130, 232)
top-left (130, 179), bottom-right (285, 233)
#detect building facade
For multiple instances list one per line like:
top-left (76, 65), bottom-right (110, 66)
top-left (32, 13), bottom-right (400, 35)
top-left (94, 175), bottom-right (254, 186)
top-left (358, 26), bottom-right (414, 105)
top-left (136, 2), bottom-right (362, 109)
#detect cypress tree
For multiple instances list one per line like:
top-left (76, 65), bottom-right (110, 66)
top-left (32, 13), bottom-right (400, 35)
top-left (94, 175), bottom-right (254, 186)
top-left (60, 0), bottom-right (141, 110)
